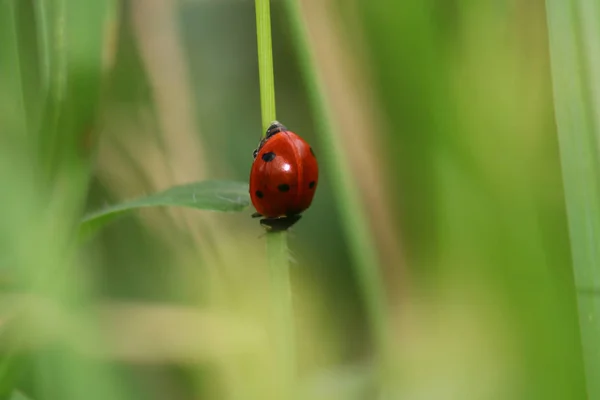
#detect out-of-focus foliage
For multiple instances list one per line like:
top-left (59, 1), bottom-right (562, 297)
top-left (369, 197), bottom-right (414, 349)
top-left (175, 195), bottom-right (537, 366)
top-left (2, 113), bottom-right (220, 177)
top-left (546, 0), bottom-right (600, 398)
top-left (0, 0), bottom-right (589, 399)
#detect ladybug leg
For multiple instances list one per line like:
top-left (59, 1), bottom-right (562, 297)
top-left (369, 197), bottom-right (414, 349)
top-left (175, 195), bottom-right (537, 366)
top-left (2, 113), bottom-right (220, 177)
top-left (251, 212), bottom-right (263, 218)
top-left (259, 215), bottom-right (302, 232)
top-left (253, 137), bottom-right (268, 158)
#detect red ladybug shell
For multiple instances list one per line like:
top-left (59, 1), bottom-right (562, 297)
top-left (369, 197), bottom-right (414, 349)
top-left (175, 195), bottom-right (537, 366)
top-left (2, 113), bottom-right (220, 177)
top-left (249, 129), bottom-right (318, 219)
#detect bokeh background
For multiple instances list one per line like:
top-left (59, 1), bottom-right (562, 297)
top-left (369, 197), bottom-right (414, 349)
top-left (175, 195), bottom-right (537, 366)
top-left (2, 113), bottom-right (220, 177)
top-left (0, 0), bottom-right (588, 399)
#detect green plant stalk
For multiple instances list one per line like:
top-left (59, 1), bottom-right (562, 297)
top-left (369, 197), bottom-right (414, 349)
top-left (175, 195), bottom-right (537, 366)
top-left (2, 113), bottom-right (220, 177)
top-left (546, 1), bottom-right (600, 398)
top-left (280, 0), bottom-right (392, 391)
top-left (255, 0), bottom-right (276, 135)
top-left (266, 232), bottom-right (295, 391)
top-left (255, 0), bottom-right (295, 394)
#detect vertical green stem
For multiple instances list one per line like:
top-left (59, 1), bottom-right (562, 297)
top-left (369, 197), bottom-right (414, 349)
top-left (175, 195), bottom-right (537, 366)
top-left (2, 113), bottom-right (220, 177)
top-left (280, 0), bottom-right (392, 393)
top-left (266, 232), bottom-right (295, 393)
top-left (255, 0), bottom-right (276, 134)
top-left (255, 0), bottom-right (295, 394)
top-left (546, 0), bottom-right (600, 398)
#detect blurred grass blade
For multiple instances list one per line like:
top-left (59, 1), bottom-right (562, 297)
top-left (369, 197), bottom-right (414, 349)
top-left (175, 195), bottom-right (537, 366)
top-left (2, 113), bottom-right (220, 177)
top-left (280, 0), bottom-right (392, 394)
top-left (0, 1), bottom-right (40, 397)
top-left (1, 0), bottom-right (130, 399)
top-left (546, 1), bottom-right (600, 398)
top-left (80, 180), bottom-right (250, 238)
top-left (0, 0), bottom-right (28, 139)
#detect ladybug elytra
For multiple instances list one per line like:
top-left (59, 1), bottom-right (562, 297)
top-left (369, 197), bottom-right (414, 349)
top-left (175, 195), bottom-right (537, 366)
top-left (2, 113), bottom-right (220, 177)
top-left (249, 121), bottom-right (319, 232)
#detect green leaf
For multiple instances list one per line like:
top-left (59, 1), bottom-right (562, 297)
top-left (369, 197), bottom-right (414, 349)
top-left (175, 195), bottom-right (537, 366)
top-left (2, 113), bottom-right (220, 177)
top-left (79, 180), bottom-right (250, 239)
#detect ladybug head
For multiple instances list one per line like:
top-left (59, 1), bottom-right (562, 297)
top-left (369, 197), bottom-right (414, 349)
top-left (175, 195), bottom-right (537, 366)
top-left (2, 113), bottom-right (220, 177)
top-left (266, 121), bottom-right (287, 138)
top-left (253, 121), bottom-right (288, 159)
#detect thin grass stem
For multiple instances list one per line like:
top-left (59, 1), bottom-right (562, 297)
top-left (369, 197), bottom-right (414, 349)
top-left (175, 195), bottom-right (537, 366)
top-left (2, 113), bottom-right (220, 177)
top-left (254, 0), bottom-right (295, 395)
top-left (255, 0), bottom-right (276, 134)
top-left (266, 232), bottom-right (295, 393)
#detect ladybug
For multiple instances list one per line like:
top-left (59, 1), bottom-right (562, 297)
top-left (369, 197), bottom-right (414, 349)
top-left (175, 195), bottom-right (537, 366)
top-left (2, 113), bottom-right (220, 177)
top-left (249, 121), bottom-right (319, 232)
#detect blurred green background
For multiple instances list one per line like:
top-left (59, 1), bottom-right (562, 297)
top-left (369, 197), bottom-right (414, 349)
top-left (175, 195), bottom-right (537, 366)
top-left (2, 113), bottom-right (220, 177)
top-left (0, 0), bottom-right (589, 399)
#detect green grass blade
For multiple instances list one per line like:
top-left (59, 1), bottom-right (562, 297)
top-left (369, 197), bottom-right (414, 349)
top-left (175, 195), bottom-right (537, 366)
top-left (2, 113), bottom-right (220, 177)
top-left (546, 1), bottom-right (600, 398)
top-left (33, 0), bottom-right (51, 94)
top-left (0, 1), bottom-right (38, 397)
top-left (255, 0), bottom-right (276, 134)
top-left (254, 0), bottom-right (295, 395)
top-left (0, 0), bottom-right (28, 140)
top-left (0, 0), bottom-right (131, 399)
top-left (266, 233), bottom-right (295, 394)
top-left (279, 0), bottom-right (392, 394)
top-left (80, 180), bottom-right (250, 238)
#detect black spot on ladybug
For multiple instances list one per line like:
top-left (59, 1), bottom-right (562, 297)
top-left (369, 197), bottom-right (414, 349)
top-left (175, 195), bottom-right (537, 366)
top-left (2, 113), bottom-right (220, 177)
top-left (309, 181), bottom-right (315, 189)
top-left (278, 183), bottom-right (290, 192)
top-left (262, 152), bottom-right (276, 162)
top-left (256, 190), bottom-right (264, 198)
top-left (310, 147), bottom-right (316, 157)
